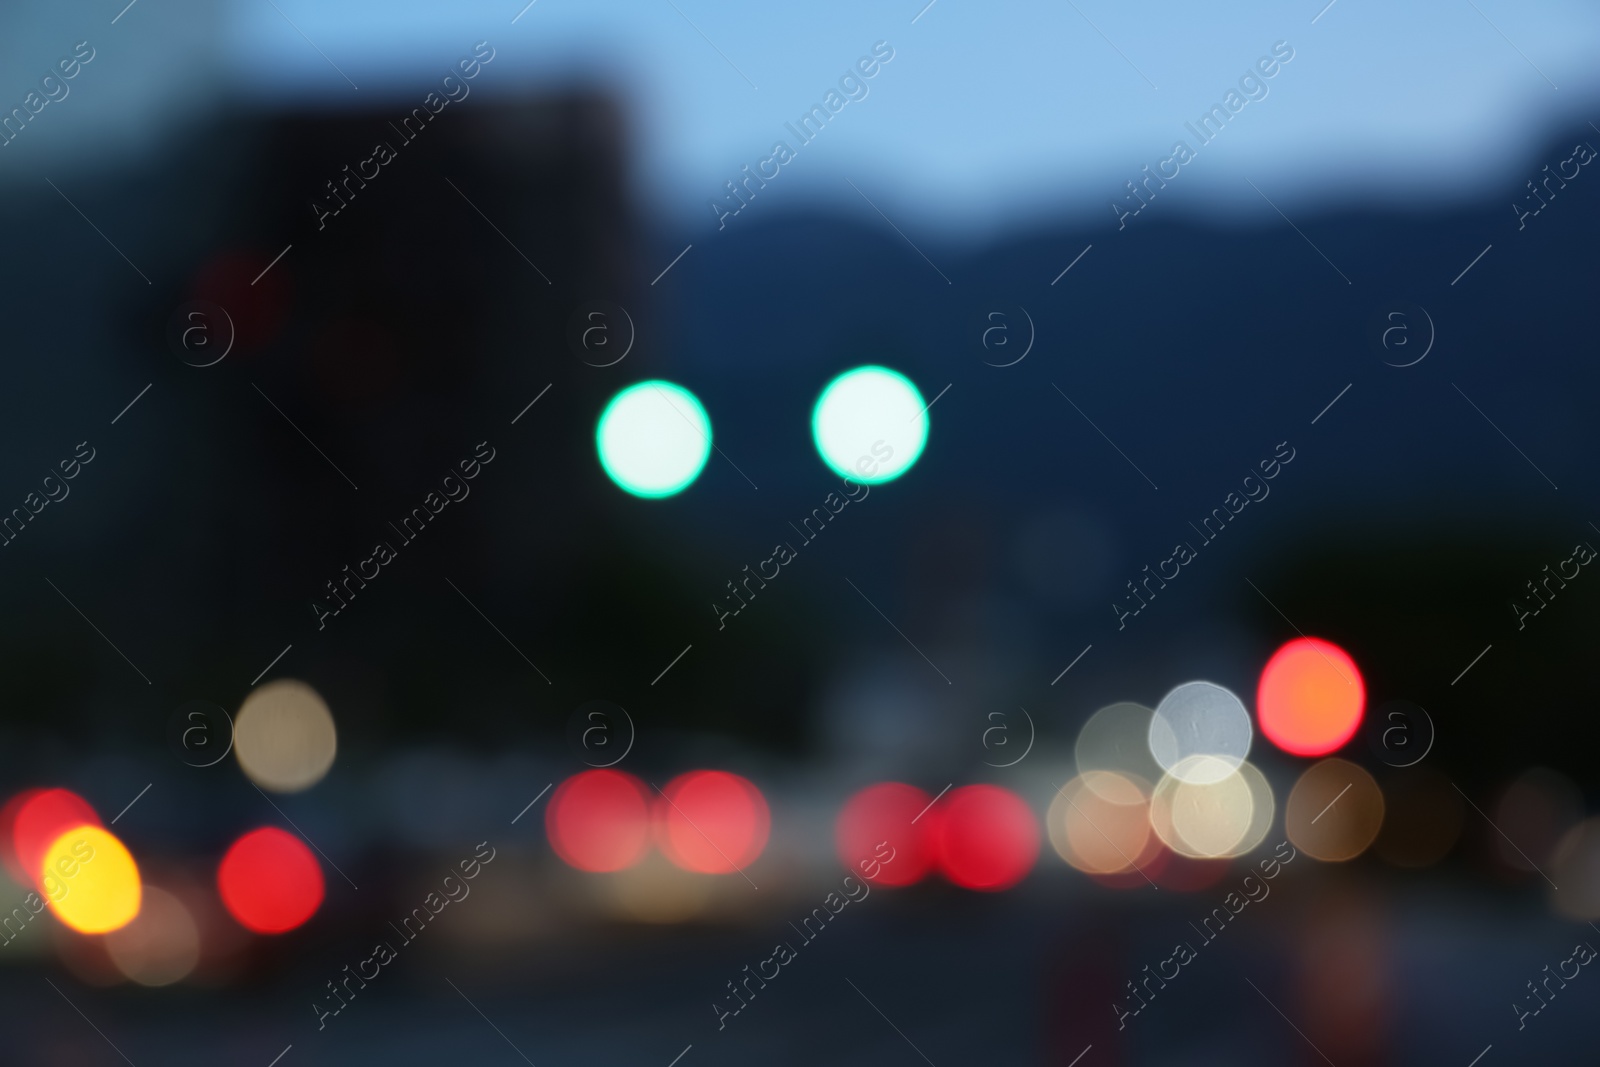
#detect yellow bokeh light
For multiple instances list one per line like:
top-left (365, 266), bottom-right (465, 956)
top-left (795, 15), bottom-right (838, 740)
top-left (42, 826), bottom-right (141, 935)
top-left (235, 679), bottom-right (338, 793)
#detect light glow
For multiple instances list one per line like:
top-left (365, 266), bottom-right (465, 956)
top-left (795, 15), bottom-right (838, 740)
top-left (547, 770), bottom-right (652, 873)
top-left (1257, 637), bottom-right (1365, 756)
top-left (811, 365), bottom-right (927, 484)
top-left (44, 826), bottom-right (141, 935)
top-left (934, 785), bottom-right (1038, 891)
top-left (1148, 681), bottom-right (1253, 784)
top-left (655, 771), bottom-right (769, 875)
top-left (596, 381), bottom-right (712, 498)
top-left (234, 679), bottom-right (338, 793)
top-left (217, 827), bottom-right (324, 934)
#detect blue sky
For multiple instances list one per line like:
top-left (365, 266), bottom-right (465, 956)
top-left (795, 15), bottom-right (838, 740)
top-left (2, 0), bottom-right (1596, 235)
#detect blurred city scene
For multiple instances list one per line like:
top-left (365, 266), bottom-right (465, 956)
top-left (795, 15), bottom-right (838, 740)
top-left (0, 1), bottom-right (1598, 1064)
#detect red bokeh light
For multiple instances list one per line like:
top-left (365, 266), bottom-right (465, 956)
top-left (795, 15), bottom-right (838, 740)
top-left (0, 788), bottom-right (44, 885)
top-left (935, 785), bottom-right (1039, 891)
top-left (655, 771), bottom-right (770, 875)
top-left (835, 783), bottom-right (936, 887)
top-left (217, 827), bottom-right (324, 934)
top-left (546, 769), bottom-right (652, 873)
top-left (8, 789), bottom-right (101, 888)
top-left (1258, 637), bottom-right (1366, 757)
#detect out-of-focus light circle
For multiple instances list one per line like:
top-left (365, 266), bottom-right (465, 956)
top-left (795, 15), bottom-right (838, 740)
top-left (1074, 703), bottom-right (1164, 801)
top-left (1551, 817), bottom-right (1600, 920)
top-left (12, 789), bottom-right (101, 890)
top-left (1231, 760), bottom-right (1276, 858)
top-left (104, 885), bottom-right (200, 987)
top-left (1286, 759), bottom-right (1384, 862)
top-left (44, 826), bottom-right (141, 935)
top-left (234, 680), bottom-right (337, 793)
top-left (935, 785), bottom-right (1039, 891)
top-left (546, 770), bottom-right (652, 873)
top-left (1047, 772), bottom-right (1152, 876)
top-left (1493, 767), bottom-right (1582, 874)
top-left (1374, 767), bottom-right (1463, 869)
top-left (0, 788), bottom-right (44, 884)
top-left (217, 827), bottom-right (324, 934)
top-left (1149, 682), bottom-right (1253, 784)
top-left (1257, 638), bottom-right (1366, 756)
top-left (595, 380), bottom-right (712, 498)
top-left (1151, 759), bottom-right (1275, 860)
top-left (1150, 757), bottom-right (1255, 858)
top-left (811, 365), bottom-right (927, 484)
top-left (655, 771), bottom-right (770, 875)
top-left (836, 783), bottom-right (935, 887)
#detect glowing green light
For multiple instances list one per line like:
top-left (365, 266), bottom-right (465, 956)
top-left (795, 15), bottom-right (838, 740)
top-left (811, 365), bottom-right (928, 484)
top-left (596, 380), bottom-right (712, 498)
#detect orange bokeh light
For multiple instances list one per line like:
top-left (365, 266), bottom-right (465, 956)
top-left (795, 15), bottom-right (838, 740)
top-left (1257, 637), bottom-right (1366, 756)
top-left (655, 771), bottom-right (770, 875)
top-left (546, 769), bottom-right (652, 873)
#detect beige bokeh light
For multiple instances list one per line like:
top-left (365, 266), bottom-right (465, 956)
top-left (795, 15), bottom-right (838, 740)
top-left (1550, 817), bottom-right (1600, 920)
top-left (1150, 756), bottom-right (1265, 859)
top-left (1229, 760), bottom-right (1275, 858)
top-left (1286, 758), bottom-right (1384, 861)
top-left (1074, 703), bottom-right (1164, 802)
top-left (235, 679), bottom-right (337, 793)
top-left (105, 885), bottom-right (201, 987)
top-left (1047, 771), bottom-right (1152, 875)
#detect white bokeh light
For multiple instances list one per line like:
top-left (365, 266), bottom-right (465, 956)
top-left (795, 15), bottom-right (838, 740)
top-left (1148, 681), bottom-right (1253, 784)
top-left (811, 365), bottom-right (928, 484)
top-left (596, 381), bottom-right (712, 498)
